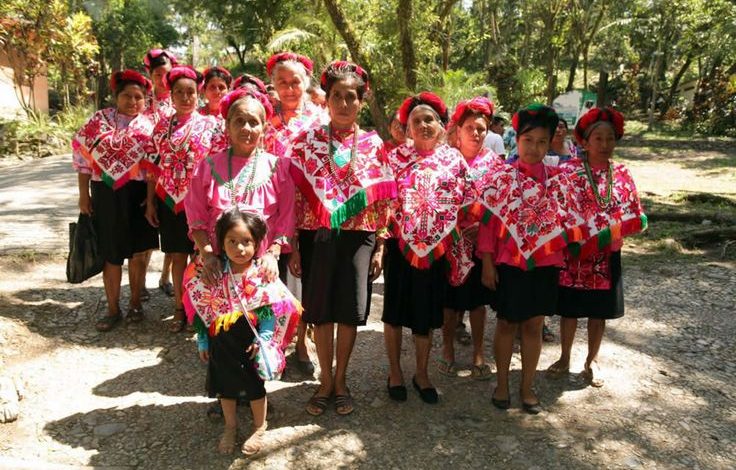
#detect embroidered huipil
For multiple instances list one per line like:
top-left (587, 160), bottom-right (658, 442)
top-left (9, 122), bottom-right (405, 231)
top-left (144, 92), bottom-right (175, 124)
top-left (475, 160), bottom-right (585, 270)
top-left (143, 112), bottom-right (226, 213)
top-left (387, 143), bottom-right (472, 278)
top-left (185, 149), bottom-right (296, 255)
top-left (288, 126), bottom-right (396, 236)
top-left (264, 101), bottom-right (328, 158)
top-left (558, 159), bottom-right (646, 289)
top-left (72, 108), bottom-right (154, 187)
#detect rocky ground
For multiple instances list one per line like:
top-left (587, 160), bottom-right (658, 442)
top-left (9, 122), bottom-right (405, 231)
top-left (0, 148), bottom-right (734, 469)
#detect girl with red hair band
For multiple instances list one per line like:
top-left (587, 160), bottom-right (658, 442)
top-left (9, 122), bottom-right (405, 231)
top-left (475, 104), bottom-right (585, 414)
top-left (382, 92), bottom-right (473, 405)
top-left (264, 51), bottom-right (327, 374)
top-left (439, 97), bottom-right (502, 380)
top-left (382, 111), bottom-right (410, 155)
top-left (143, 49), bottom-right (178, 123)
top-left (72, 70), bottom-right (159, 331)
top-left (199, 66), bottom-right (232, 119)
top-left (143, 66), bottom-right (227, 332)
top-left (547, 108), bottom-right (647, 387)
top-left (287, 61), bottom-right (396, 416)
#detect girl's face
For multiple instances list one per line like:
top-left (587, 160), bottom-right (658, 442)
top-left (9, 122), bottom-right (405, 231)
top-left (171, 78), bottom-right (198, 115)
top-left (204, 77), bottom-right (229, 110)
top-left (458, 115), bottom-right (488, 158)
top-left (389, 119), bottom-right (406, 143)
top-left (151, 63), bottom-right (172, 95)
top-left (115, 84), bottom-right (147, 116)
top-left (327, 78), bottom-right (361, 130)
top-left (227, 99), bottom-right (265, 155)
top-left (583, 123), bottom-right (616, 162)
top-left (516, 127), bottom-right (551, 164)
top-left (408, 107), bottom-right (443, 149)
top-left (551, 121), bottom-right (567, 145)
top-left (273, 65), bottom-right (306, 111)
top-left (223, 220), bottom-right (257, 267)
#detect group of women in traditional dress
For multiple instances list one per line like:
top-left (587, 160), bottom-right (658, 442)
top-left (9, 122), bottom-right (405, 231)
top-left (72, 49), bottom-right (646, 456)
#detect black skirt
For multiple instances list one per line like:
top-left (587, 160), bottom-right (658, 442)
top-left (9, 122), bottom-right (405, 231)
top-left (382, 238), bottom-right (446, 336)
top-left (495, 264), bottom-right (559, 323)
top-left (445, 256), bottom-right (497, 311)
top-left (206, 315), bottom-right (266, 401)
top-left (557, 251), bottom-right (624, 320)
top-left (157, 202), bottom-right (194, 254)
top-left (91, 180), bottom-right (159, 266)
top-left (299, 229), bottom-right (376, 326)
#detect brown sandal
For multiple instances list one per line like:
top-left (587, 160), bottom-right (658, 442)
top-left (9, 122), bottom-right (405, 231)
top-left (126, 306), bottom-right (145, 323)
top-left (306, 392), bottom-right (330, 416)
top-left (169, 308), bottom-right (186, 333)
top-left (241, 422), bottom-right (267, 456)
top-left (95, 314), bottom-right (122, 332)
top-left (335, 389), bottom-right (354, 416)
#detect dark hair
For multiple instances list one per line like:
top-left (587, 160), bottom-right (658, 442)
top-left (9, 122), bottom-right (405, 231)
top-left (146, 54), bottom-right (173, 72)
top-left (492, 115), bottom-right (506, 125)
top-left (215, 209), bottom-right (268, 259)
top-left (320, 62), bottom-right (369, 100)
top-left (204, 67), bottom-right (232, 88)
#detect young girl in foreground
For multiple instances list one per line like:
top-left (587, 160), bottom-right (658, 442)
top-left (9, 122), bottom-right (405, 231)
top-left (184, 209), bottom-right (300, 455)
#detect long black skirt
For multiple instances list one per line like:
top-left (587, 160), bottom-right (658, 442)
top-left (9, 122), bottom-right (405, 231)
top-left (91, 180), bottom-right (158, 266)
top-left (299, 229), bottom-right (375, 326)
top-left (382, 238), bottom-right (445, 336)
top-left (206, 315), bottom-right (266, 401)
top-left (157, 202), bottom-right (194, 254)
top-left (495, 264), bottom-right (559, 323)
top-left (557, 250), bottom-right (624, 320)
top-left (445, 256), bottom-right (497, 311)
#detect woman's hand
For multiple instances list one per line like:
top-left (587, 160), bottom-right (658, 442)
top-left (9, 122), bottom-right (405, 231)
top-left (369, 249), bottom-right (384, 282)
top-left (200, 252), bottom-right (222, 286)
top-left (288, 250), bottom-right (302, 278)
top-left (198, 350), bottom-right (209, 363)
top-left (79, 193), bottom-right (93, 215)
top-left (258, 252), bottom-right (279, 282)
top-left (145, 201), bottom-right (159, 228)
top-left (246, 342), bottom-right (260, 360)
top-left (481, 260), bottom-right (499, 290)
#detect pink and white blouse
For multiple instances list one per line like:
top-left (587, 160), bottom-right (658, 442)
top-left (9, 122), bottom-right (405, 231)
top-left (185, 149), bottom-right (295, 256)
top-left (144, 92), bottom-right (175, 124)
top-left (264, 101), bottom-right (328, 157)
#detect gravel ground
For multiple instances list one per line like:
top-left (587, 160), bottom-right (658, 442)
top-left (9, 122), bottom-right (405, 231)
top-left (0, 155), bottom-right (734, 469)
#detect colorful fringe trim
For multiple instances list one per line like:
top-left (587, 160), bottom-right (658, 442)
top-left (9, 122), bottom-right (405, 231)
top-left (155, 183), bottom-right (186, 213)
top-left (569, 214), bottom-right (648, 258)
top-left (394, 223), bottom-right (462, 269)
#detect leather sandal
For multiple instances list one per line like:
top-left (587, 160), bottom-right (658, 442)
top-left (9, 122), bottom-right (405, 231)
top-left (242, 422), bottom-right (267, 456)
top-left (95, 314), bottom-right (122, 332)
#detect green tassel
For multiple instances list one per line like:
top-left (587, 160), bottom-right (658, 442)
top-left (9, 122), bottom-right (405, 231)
top-left (254, 305), bottom-right (274, 321)
top-left (640, 214), bottom-right (649, 231)
top-left (597, 227), bottom-right (612, 250)
top-left (164, 194), bottom-right (176, 211)
top-left (329, 190), bottom-right (368, 228)
top-left (481, 210), bottom-right (492, 225)
top-left (193, 315), bottom-right (207, 337)
top-left (101, 172), bottom-right (115, 189)
top-left (568, 242), bottom-right (581, 257)
top-left (526, 257), bottom-right (536, 270)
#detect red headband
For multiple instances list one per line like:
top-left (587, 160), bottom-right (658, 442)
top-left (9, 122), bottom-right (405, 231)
top-left (320, 60), bottom-right (370, 92)
top-left (574, 107), bottom-right (625, 144)
top-left (143, 49), bottom-right (178, 70)
top-left (450, 96), bottom-right (494, 127)
top-left (165, 66), bottom-right (202, 91)
top-left (219, 88), bottom-right (274, 121)
top-left (398, 91), bottom-right (448, 126)
top-left (232, 74), bottom-right (267, 94)
top-left (266, 52), bottom-right (313, 76)
top-left (110, 69), bottom-right (152, 94)
top-left (201, 66), bottom-right (232, 89)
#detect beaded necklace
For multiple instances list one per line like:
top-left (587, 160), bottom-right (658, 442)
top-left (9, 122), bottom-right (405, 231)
top-left (226, 146), bottom-right (261, 207)
top-left (106, 110), bottom-right (126, 152)
top-left (583, 159), bottom-right (613, 208)
top-left (166, 114), bottom-right (194, 153)
top-left (326, 124), bottom-right (358, 187)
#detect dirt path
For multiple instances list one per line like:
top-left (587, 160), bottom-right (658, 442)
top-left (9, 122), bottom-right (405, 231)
top-left (0, 154), bottom-right (734, 469)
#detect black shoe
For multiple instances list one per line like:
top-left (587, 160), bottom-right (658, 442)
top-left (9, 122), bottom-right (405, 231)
top-left (387, 378), bottom-right (407, 402)
top-left (522, 401), bottom-right (542, 415)
top-left (491, 387), bottom-right (511, 410)
top-left (412, 376), bottom-right (438, 404)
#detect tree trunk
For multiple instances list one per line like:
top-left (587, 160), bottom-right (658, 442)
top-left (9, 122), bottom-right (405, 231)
top-left (647, 48), bottom-right (663, 131)
top-left (596, 71), bottom-right (608, 107)
top-left (322, 0), bottom-right (389, 137)
top-left (396, 0), bottom-right (417, 90)
top-left (227, 37), bottom-right (246, 69)
top-left (661, 53), bottom-right (692, 117)
top-left (566, 53), bottom-right (579, 91)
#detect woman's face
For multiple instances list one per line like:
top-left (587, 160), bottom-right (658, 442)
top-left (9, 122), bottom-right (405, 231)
top-left (227, 99), bottom-right (265, 155)
top-left (151, 63), bottom-right (172, 95)
top-left (115, 84), bottom-right (147, 116)
top-left (389, 119), bottom-right (406, 143)
top-left (408, 107), bottom-right (443, 150)
top-left (458, 115), bottom-right (488, 158)
top-left (327, 78), bottom-right (361, 130)
top-left (204, 77), bottom-right (229, 110)
top-left (551, 121), bottom-right (567, 145)
top-left (171, 78), bottom-right (198, 115)
top-left (583, 123), bottom-right (616, 162)
top-left (272, 64), bottom-right (306, 111)
top-left (223, 220), bottom-right (256, 267)
top-left (516, 127), bottom-right (551, 164)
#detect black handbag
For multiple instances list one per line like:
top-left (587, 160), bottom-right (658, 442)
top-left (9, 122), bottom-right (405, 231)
top-left (66, 213), bottom-right (104, 283)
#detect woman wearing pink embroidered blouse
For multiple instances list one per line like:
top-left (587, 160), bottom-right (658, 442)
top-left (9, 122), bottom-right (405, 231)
top-left (546, 108), bottom-right (646, 387)
top-left (185, 87), bottom-right (294, 285)
top-left (143, 66), bottom-right (226, 332)
top-left (382, 92), bottom-right (472, 405)
top-left (72, 70), bottom-right (159, 332)
top-left (287, 61), bottom-right (395, 416)
top-left (476, 104), bottom-right (584, 414)
top-left (439, 97), bottom-right (501, 380)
